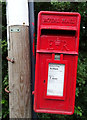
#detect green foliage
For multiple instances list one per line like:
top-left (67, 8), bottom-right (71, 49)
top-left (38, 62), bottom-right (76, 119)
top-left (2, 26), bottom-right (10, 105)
top-left (2, 2), bottom-right (9, 119)
top-left (74, 106), bottom-right (82, 116)
top-left (77, 54), bottom-right (87, 88)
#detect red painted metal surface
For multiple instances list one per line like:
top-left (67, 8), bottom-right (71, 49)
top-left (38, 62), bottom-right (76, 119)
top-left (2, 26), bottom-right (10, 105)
top-left (34, 11), bottom-right (81, 115)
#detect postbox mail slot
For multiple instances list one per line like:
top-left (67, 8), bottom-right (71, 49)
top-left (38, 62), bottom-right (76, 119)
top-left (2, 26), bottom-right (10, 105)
top-left (41, 25), bottom-right (77, 31)
top-left (41, 29), bottom-right (76, 36)
top-left (34, 11), bottom-right (81, 115)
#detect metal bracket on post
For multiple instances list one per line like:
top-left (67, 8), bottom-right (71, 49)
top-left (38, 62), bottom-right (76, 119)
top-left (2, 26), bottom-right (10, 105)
top-left (6, 56), bottom-right (14, 63)
top-left (5, 86), bottom-right (11, 93)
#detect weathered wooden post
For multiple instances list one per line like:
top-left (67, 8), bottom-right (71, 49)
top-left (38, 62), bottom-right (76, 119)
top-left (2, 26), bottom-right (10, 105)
top-left (6, 0), bottom-right (32, 118)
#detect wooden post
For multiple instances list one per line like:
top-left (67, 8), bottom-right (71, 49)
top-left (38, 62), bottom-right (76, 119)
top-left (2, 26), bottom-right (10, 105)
top-left (6, 0), bottom-right (32, 118)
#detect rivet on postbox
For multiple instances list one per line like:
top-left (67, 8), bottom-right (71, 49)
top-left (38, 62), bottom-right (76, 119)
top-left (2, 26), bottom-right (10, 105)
top-left (34, 11), bottom-right (81, 115)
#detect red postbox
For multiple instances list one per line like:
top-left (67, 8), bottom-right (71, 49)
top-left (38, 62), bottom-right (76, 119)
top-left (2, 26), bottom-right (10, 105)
top-left (34, 11), bottom-right (81, 115)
